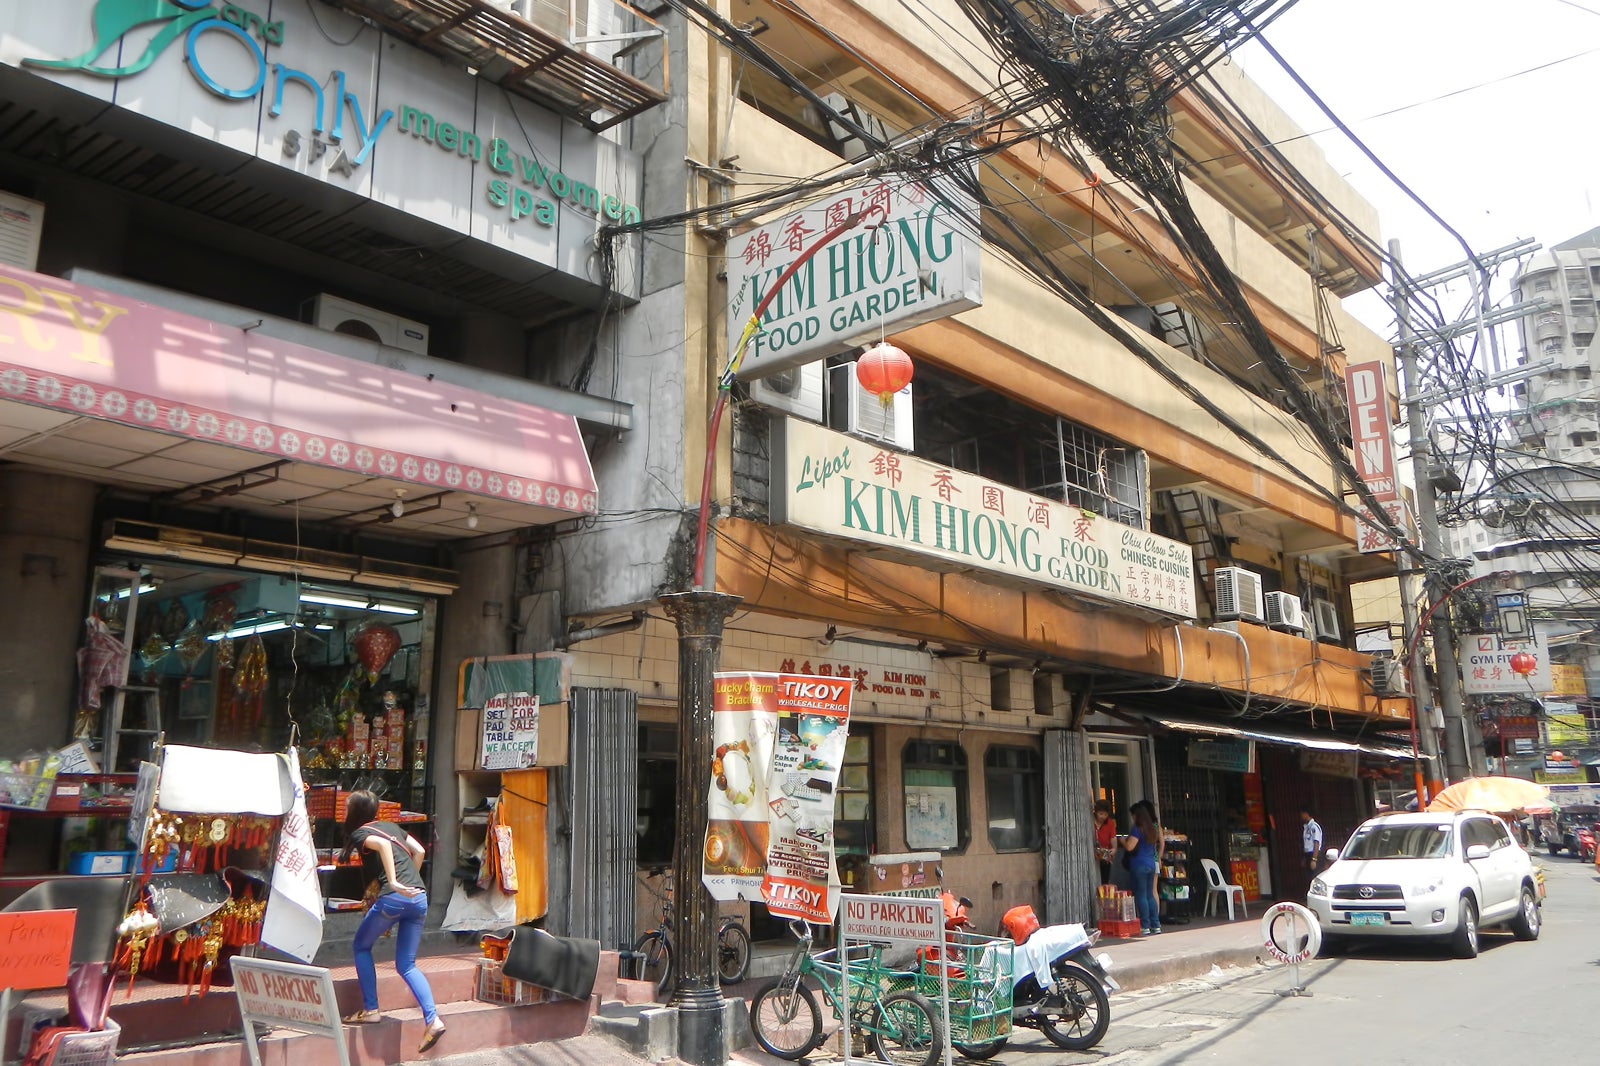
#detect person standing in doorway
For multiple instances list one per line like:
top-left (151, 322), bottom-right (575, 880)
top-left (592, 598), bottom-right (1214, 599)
top-left (1123, 800), bottom-right (1164, 935)
top-left (1093, 801), bottom-right (1117, 884)
top-left (1301, 808), bottom-right (1325, 873)
top-left (341, 790), bottom-right (447, 1054)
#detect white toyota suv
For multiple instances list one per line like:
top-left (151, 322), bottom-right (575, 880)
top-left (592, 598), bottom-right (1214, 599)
top-left (1306, 810), bottom-right (1542, 958)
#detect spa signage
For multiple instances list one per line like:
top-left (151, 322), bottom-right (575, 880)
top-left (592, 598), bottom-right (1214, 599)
top-left (771, 417), bottom-right (1197, 617)
top-left (5, 0), bottom-right (641, 282)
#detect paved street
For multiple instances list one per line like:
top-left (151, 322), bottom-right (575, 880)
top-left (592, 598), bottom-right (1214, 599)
top-left (974, 856), bottom-right (1599, 1065)
top-left (409, 856), bottom-right (1598, 1066)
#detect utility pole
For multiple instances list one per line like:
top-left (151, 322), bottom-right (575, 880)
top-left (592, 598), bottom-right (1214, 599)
top-left (1390, 239), bottom-right (1474, 782)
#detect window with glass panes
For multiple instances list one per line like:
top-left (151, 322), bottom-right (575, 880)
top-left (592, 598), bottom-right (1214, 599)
top-left (902, 739), bottom-right (969, 852)
top-left (984, 745), bottom-right (1044, 851)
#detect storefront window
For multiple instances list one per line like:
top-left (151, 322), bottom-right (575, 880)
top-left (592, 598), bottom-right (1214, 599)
top-left (902, 739), bottom-right (968, 852)
top-left (984, 745), bottom-right (1043, 852)
top-left (79, 563), bottom-right (435, 810)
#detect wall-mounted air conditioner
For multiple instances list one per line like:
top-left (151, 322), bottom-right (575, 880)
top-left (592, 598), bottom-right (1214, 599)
top-left (1366, 654), bottom-right (1407, 696)
top-left (749, 361), bottom-right (825, 422)
top-left (830, 364), bottom-right (914, 451)
top-left (1263, 591), bottom-right (1305, 633)
top-left (0, 190), bottom-right (45, 271)
top-left (309, 294), bottom-right (430, 354)
top-left (1311, 598), bottom-right (1342, 643)
top-left (817, 92), bottom-right (891, 161)
top-left (1213, 566), bottom-right (1265, 623)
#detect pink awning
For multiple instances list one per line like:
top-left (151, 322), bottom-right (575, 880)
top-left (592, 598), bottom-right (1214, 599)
top-left (0, 264), bottom-right (597, 515)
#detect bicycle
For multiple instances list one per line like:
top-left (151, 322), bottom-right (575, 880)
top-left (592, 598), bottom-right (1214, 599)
top-left (628, 866), bottom-right (752, 995)
top-left (749, 920), bottom-right (944, 1066)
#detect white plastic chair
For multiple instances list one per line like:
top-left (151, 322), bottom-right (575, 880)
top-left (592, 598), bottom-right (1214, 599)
top-left (1200, 857), bottom-right (1248, 920)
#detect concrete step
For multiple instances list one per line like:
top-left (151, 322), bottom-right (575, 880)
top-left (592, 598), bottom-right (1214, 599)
top-left (114, 994), bottom-right (596, 1066)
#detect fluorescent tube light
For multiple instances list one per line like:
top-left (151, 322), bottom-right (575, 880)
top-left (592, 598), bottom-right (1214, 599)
top-left (298, 592), bottom-right (419, 616)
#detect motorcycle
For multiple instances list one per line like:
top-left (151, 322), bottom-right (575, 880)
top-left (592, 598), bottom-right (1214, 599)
top-left (935, 894), bottom-right (1118, 1056)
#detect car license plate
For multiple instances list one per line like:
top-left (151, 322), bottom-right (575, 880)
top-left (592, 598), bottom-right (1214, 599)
top-left (1349, 912), bottom-right (1387, 926)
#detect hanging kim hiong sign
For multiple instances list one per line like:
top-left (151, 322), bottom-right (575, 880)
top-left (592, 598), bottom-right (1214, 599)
top-left (726, 174), bottom-right (982, 381)
top-left (702, 672), bottom-right (854, 924)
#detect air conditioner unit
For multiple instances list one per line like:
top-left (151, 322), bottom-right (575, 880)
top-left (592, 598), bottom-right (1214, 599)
top-left (309, 294), bottom-right (430, 354)
top-left (1366, 654), bottom-right (1408, 696)
top-left (830, 364), bottom-right (913, 451)
top-left (1311, 598), bottom-right (1342, 643)
top-left (1263, 591), bottom-right (1305, 633)
top-left (817, 92), bottom-right (890, 161)
top-left (748, 361), bottom-right (825, 422)
top-left (0, 190), bottom-right (45, 271)
top-left (1213, 566), bottom-right (1265, 623)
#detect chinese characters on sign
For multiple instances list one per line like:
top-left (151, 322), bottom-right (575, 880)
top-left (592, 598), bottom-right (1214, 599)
top-left (772, 417), bottom-right (1197, 617)
top-left (727, 176), bottom-right (982, 379)
top-left (1457, 632), bottom-right (1554, 695)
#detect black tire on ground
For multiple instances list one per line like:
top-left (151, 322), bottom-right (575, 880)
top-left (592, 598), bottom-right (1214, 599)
top-left (718, 921), bottom-right (752, 985)
top-left (1510, 886), bottom-right (1542, 941)
top-left (1547, 843), bottom-right (1560, 856)
top-left (953, 1039), bottom-right (1008, 1060)
top-left (631, 931), bottom-right (673, 995)
top-left (867, 990), bottom-right (943, 1066)
top-left (749, 980), bottom-right (823, 1061)
top-left (1317, 934), bottom-right (1345, 958)
top-left (1452, 896), bottom-right (1480, 959)
top-left (1038, 962), bottom-right (1112, 1051)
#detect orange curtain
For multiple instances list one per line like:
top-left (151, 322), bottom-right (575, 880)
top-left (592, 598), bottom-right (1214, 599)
top-left (499, 769), bottom-right (549, 922)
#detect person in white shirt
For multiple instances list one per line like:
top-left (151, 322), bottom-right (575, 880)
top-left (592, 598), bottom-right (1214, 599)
top-left (1301, 808), bottom-right (1324, 872)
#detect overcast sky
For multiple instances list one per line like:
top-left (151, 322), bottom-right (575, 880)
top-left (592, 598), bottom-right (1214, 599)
top-left (1233, 0), bottom-right (1600, 341)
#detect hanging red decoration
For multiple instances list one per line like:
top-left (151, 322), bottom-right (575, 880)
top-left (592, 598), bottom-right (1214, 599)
top-left (353, 623), bottom-right (402, 684)
top-left (855, 342), bottom-right (914, 406)
top-left (1508, 652), bottom-right (1537, 677)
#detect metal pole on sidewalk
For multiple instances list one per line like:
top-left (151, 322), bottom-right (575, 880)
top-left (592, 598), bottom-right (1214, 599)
top-left (661, 590), bottom-right (741, 1066)
top-left (1390, 240), bottom-right (1473, 784)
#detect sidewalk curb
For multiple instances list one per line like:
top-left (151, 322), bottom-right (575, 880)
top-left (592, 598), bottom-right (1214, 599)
top-left (1112, 944), bottom-right (1267, 992)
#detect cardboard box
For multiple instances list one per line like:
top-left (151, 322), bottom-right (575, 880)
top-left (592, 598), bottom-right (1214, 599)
top-left (454, 702), bottom-right (569, 771)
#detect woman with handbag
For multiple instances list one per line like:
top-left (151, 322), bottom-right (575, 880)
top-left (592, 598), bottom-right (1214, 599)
top-left (340, 789), bottom-right (447, 1053)
top-left (1122, 800), bottom-right (1164, 936)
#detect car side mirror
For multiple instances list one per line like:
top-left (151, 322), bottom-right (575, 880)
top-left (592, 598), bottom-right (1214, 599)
top-left (1465, 844), bottom-right (1491, 861)
top-left (1324, 848), bottom-right (1340, 863)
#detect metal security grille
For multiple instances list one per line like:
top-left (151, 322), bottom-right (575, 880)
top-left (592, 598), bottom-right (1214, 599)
top-left (1153, 736), bottom-right (1227, 876)
top-left (1029, 419), bottom-right (1148, 528)
top-left (566, 687), bottom-right (639, 948)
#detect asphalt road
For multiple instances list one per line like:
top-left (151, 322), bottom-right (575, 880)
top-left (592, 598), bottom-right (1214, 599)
top-left (995, 854), bottom-right (1599, 1065)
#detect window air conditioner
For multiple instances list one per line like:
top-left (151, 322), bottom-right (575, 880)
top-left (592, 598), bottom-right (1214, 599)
top-left (1311, 598), bottom-right (1343, 643)
top-left (309, 294), bottom-right (430, 355)
top-left (1213, 566), bottom-right (1265, 623)
top-left (1263, 591), bottom-right (1306, 633)
top-left (830, 364), bottom-right (914, 451)
top-left (748, 361), bottom-right (825, 422)
top-left (0, 190), bottom-right (45, 271)
top-left (1366, 655), bottom-right (1407, 696)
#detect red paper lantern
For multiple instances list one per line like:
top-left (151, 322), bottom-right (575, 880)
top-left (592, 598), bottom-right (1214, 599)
top-left (353, 623), bottom-right (402, 684)
top-left (1508, 652), bottom-right (1537, 677)
top-left (855, 342), bottom-right (914, 405)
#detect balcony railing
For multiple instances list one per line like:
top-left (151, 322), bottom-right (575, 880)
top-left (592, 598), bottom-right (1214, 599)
top-left (323, 0), bottom-right (668, 131)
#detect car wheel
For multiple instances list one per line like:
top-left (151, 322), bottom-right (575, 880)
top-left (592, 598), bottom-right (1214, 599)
top-left (1510, 886), bottom-right (1541, 941)
top-left (1317, 934), bottom-right (1345, 958)
top-left (1452, 896), bottom-right (1479, 959)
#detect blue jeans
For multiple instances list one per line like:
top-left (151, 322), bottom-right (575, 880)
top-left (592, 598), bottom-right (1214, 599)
top-left (353, 891), bottom-right (437, 1023)
top-left (1130, 866), bottom-right (1159, 932)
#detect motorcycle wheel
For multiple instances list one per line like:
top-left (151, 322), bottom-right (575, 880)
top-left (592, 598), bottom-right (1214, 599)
top-left (953, 1039), bottom-right (1008, 1060)
top-left (1038, 962), bottom-right (1111, 1051)
top-left (749, 980), bottom-right (822, 1060)
top-left (867, 990), bottom-right (943, 1066)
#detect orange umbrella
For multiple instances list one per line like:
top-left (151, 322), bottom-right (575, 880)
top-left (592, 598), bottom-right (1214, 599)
top-left (1426, 776), bottom-right (1550, 813)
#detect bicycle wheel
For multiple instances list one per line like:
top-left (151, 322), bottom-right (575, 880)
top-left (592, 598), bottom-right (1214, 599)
top-left (1038, 962), bottom-right (1110, 1051)
top-left (631, 931), bottom-right (673, 996)
top-left (749, 980), bottom-right (822, 1060)
top-left (867, 990), bottom-right (943, 1066)
top-left (718, 921), bottom-right (752, 984)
